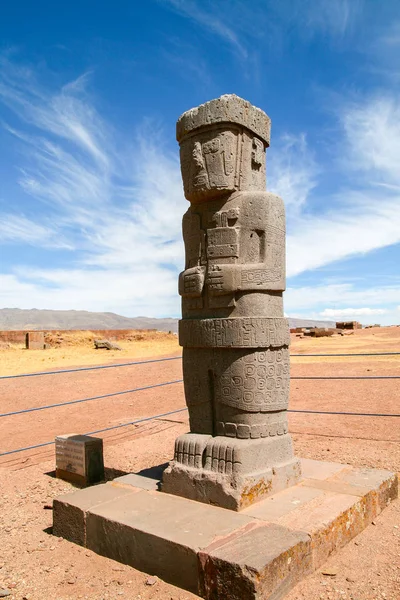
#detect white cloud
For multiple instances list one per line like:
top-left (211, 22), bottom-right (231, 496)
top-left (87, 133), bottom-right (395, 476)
top-left (161, 0), bottom-right (361, 64)
top-left (280, 93), bottom-right (400, 277)
top-left (286, 190), bottom-right (400, 277)
top-left (320, 307), bottom-right (387, 318)
top-left (341, 95), bottom-right (400, 182)
top-left (268, 133), bottom-right (318, 217)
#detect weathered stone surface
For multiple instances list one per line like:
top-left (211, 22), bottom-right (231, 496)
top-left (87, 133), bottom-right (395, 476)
top-left (179, 317), bottom-right (290, 348)
top-left (163, 94), bottom-right (300, 508)
top-left (243, 459), bottom-right (399, 570)
top-left (163, 458), bottom-right (301, 512)
top-left (55, 434), bottom-right (104, 486)
top-left (277, 491), bottom-right (375, 569)
top-left (198, 523), bottom-right (312, 600)
top-left (176, 94), bottom-right (271, 147)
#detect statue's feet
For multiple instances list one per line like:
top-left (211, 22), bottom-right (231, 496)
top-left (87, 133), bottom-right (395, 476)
top-left (204, 436), bottom-right (237, 475)
top-left (173, 433), bottom-right (211, 468)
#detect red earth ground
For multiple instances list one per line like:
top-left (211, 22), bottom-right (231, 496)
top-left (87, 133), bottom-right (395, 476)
top-left (0, 326), bottom-right (399, 600)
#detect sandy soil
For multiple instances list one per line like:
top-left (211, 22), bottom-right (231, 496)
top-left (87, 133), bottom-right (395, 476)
top-left (0, 327), bottom-right (399, 600)
top-left (0, 330), bottom-right (181, 377)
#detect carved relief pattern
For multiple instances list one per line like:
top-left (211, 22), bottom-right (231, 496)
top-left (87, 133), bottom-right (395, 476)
top-left (179, 317), bottom-right (290, 348)
top-left (180, 130), bottom-right (239, 200)
top-left (216, 348), bottom-right (290, 412)
top-left (216, 419), bottom-right (288, 439)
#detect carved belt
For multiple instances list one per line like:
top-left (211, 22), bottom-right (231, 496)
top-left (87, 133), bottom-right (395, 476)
top-left (179, 317), bottom-right (290, 348)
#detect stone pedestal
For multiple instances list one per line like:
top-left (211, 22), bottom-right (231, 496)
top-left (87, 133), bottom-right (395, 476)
top-left (53, 459), bottom-right (398, 599)
top-left (163, 433), bottom-right (301, 510)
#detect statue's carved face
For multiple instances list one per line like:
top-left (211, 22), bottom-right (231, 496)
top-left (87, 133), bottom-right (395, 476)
top-left (180, 126), bottom-right (266, 203)
top-left (180, 127), bottom-right (239, 203)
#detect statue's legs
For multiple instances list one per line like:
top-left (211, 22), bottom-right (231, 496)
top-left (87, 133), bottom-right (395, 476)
top-left (163, 346), bottom-right (301, 509)
top-left (182, 348), bottom-right (214, 434)
top-left (201, 348), bottom-right (294, 475)
top-left (170, 348), bottom-right (214, 468)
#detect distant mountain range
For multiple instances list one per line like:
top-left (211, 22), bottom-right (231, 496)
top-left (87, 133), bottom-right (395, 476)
top-left (0, 308), bottom-right (335, 333)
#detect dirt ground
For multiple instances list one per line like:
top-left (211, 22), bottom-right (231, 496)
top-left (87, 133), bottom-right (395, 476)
top-left (0, 326), bottom-right (399, 600)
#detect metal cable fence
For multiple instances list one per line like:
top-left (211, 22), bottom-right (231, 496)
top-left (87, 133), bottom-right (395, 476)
top-left (0, 409), bottom-right (187, 457)
top-left (1, 351), bottom-right (399, 380)
top-left (1, 350), bottom-right (399, 458)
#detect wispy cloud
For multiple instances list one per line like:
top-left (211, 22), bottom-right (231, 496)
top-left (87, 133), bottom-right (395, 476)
top-left (161, 0), bottom-right (361, 60)
top-left (301, 0), bottom-right (362, 38)
top-left (161, 0), bottom-right (248, 59)
top-left (0, 214), bottom-right (70, 248)
top-left (0, 56), bottom-right (186, 317)
top-left (268, 133), bottom-right (318, 218)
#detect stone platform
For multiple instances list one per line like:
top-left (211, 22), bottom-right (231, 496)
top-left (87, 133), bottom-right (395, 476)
top-left (53, 459), bottom-right (398, 600)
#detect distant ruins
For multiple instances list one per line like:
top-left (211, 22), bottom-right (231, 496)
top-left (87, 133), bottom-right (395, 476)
top-left (336, 321), bottom-right (362, 330)
top-left (163, 94), bottom-right (301, 509)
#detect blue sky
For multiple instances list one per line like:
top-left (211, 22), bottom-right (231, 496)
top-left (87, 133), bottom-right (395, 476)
top-left (1, 0), bottom-right (400, 325)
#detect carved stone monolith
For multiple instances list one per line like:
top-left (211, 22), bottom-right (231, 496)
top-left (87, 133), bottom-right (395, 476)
top-left (162, 95), bottom-right (301, 510)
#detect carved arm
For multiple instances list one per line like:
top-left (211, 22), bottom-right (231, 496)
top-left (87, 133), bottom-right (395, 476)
top-left (206, 263), bottom-right (284, 295)
top-left (178, 266), bottom-right (206, 298)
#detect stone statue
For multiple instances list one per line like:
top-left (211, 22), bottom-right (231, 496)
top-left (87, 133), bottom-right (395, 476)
top-left (162, 95), bottom-right (301, 510)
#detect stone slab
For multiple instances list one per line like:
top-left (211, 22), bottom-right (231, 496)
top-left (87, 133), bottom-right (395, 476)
top-left (244, 460), bottom-right (398, 570)
top-left (199, 523), bottom-right (312, 600)
top-left (53, 459), bottom-right (398, 599)
top-left (300, 457), bottom-right (347, 480)
top-left (86, 488), bottom-right (254, 593)
top-left (53, 484), bottom-right (139, 546)
top-left (112, 472), bottom-right (160, 491)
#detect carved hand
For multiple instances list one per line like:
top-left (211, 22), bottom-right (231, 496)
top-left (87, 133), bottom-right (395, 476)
top-left (178, 266), bottom-right (206, 298)
top-left (206, 264), bottom-right (238, 295)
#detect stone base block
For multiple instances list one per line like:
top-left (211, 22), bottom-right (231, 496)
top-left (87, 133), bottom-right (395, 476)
top-left (53, 459), bottom-right (398, 600)
top-left (162, 433), bottom-right (302, 510)
top-left (162, 456), bottom-right (301, 511)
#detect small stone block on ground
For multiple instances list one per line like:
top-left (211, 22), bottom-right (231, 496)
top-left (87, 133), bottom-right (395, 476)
top-left (53, 459), bottom-right (398, 599)
top-left (55, 433), bottom-right (105, 486)
top-left (25, 331), bottom-right (45, 349)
